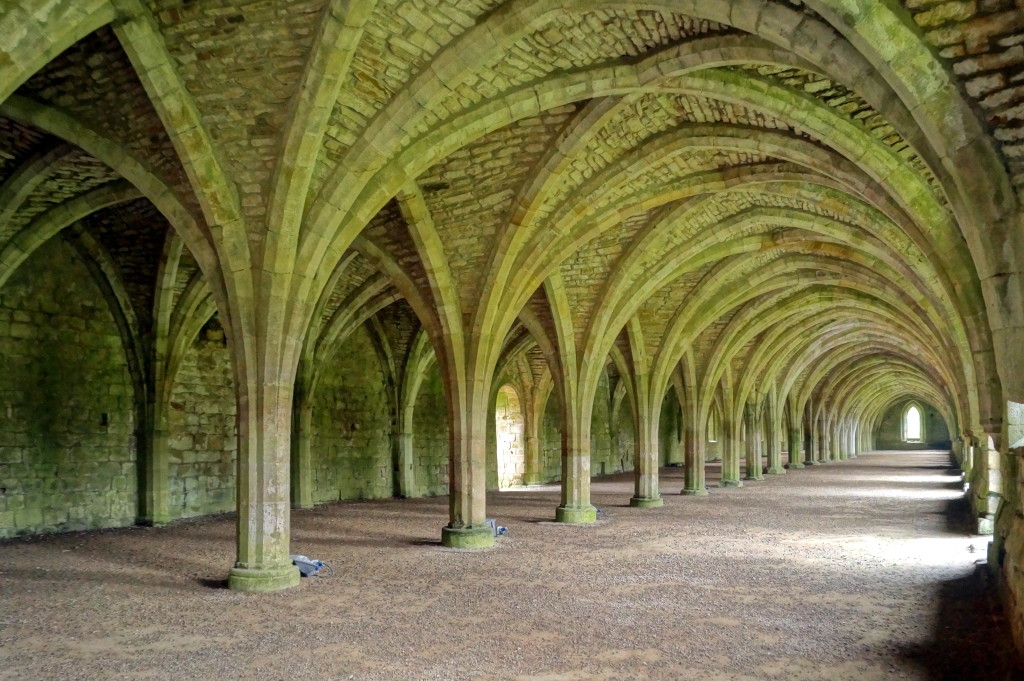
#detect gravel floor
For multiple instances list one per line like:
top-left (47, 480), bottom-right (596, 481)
top-left (1, 450), bottom-right (1021, 681)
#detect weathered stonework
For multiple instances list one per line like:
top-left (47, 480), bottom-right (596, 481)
top-left (0, 1), bottom-right (1020, 648)
top-left (904, 0), bottom-right (1024, 195)
top-left (15, 26), bottom-right (195, 212)
top-left (541, 394), bottom-right (563, 484)
top-left (411, 361), bottom-right (449, 498)
top-left (0, 240), bottom-right (135, 538)
top-left (612, 390), bottom-right (640, 473)
top-left (166, 328), bottom-right (236, 519)
top-left (875, 399), bottom-right (953, 450)
top-left (310, 326), bottom-right (392, 503)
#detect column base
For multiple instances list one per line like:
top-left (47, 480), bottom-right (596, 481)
top-left (719, 479), bottom-right (743, 488)
top-left (766, 467), bottom-right (786, 475)
top-left (555, 505), bottom-right (598, 524)
top-left (441, 524), bottom-right (495, 549)
top-left (744, 474), bottom-right (764, 481)
top-left (228, 562), bottom-right (301, 592)
top-left (785, 462), bottom-right (805, 470)
top-left (803, 461), bottom-right (817, 466)
top-left (681, 487), bottom-right (709, 496)
top-left (629, 496), bottom-right (664, 508)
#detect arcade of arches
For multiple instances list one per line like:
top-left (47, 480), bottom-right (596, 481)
top-left (3, 0), bottom-right (1024, 652)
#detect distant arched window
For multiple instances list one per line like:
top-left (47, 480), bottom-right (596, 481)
top-left (903, 404), bottom-right (923, 442)
top-left (708, 404), bottom-right (720, 443)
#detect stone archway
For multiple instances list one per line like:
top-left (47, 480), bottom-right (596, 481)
top-left (496, 385), bottom-right (526, 490)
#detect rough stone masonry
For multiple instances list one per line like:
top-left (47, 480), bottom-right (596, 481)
top-left (1, 0), bottom-right (1024, 664)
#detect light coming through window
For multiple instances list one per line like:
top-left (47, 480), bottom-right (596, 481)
top-left (905, 405), bottom-right (922, 441)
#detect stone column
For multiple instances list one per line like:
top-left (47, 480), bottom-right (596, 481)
top-left (720, 413), bottom-right (743, 487)
top-left (972, 432), bottom-right (1002, 535)
top-left (765, 432), bottom-right (784, 474)
top-left (959, 433), bottom-right (973, 483)
top-left (630, 397), bottom-right (664, 508)
top-left (396, 405), bottom-right (416, 498)
top-left (668, 403), bottom-right (684, 466)
top-left (139, 406), bottom-right (171, 525)
top-left (522, 387), bottom-right (542, 486)
top-left (803, 417), bottom-right (817, 466)
top-left (861, 423), bottom-right (874, 453)
top-left (786, 421), bottom-right (804, 469)
top-left (441, 388), bottom-right (495, 546)
top-left (557, 426), bottom-right (598, 523)
top-left (968, 434), bottom-right (983, 493)
top-left (684, 393), bottom-right (708, 493)
top-left (744, 403), bottom-right (764, 481)
top-left (765, 403), bottom-right (785, 475)
top-left (628, 367), bottom-right (663, 508)
top-left (229, 379), bottom-right (301, 592)
top-left (817, 417), bottom-right (830, 463)
top-left (523, 434), bottom-right (541, 486)
top-left (290, 396), bottom-right (314, 509)
top-left (682, 408), bottom-right (707, 495)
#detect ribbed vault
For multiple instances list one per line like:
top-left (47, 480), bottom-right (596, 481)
top-left (2, 0), bottom-right (1024, 642)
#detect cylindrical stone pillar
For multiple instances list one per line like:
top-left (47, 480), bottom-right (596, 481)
top-left (786, 423), bottom-right (805, 469)
top-left (557, 429), bottom-right (598, 524)
top-left (720, 415), bottom-right (743, 488)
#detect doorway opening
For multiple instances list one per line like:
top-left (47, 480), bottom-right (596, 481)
top-left (496, 385), bottom-right (525, 489)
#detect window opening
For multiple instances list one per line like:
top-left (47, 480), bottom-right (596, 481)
top-left (904, 405), bottom-right (922, 442)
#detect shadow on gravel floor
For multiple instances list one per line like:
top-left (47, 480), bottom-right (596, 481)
top-left (900, 496), bottom-right (1024, 681)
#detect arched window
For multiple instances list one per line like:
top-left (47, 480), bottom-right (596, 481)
top-left (904, 404), bottom-right (922, 442)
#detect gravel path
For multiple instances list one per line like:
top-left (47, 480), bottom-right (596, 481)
top-left (0, 450), bottom-right (1020, 680)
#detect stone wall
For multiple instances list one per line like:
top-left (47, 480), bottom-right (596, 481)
top-left (541, 393), bottom-right (562, 483)
top-left (495, 385), bottom-right (526, 488)
top-left (590, 373), bottom-right (615, 477)
top-left (412, 361), bottom-right (449, 497)
top-left (0, 240), bottom-right (136, 538)
top-left (486, 385), bottom-right (499, 491)
top-left (536, 371), bottom-right (627, 483)
top-left (902, 0), bottom-right (1024, 198)
top-left (309, 326), bottom-right (393, 502)
top-left (707, 408), bottom-right (723, 462)
top-left (614, 399), bottom-right (637, 474)
top-left (659, 392), bottom-right (683, 467)
top-left (874, 399), bottom-right (952, 450)
top-left (166, 323), bottom-right (236, 519)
